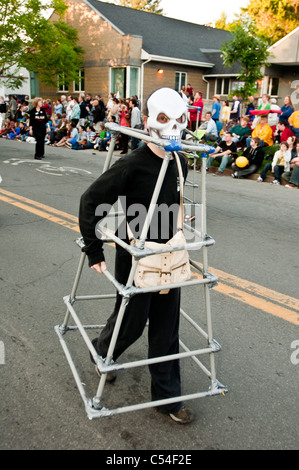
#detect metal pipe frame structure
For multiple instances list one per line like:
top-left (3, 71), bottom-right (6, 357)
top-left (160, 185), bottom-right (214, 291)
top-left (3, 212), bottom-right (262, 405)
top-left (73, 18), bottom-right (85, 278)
top-left (55, 124), bottom-right (227, 420)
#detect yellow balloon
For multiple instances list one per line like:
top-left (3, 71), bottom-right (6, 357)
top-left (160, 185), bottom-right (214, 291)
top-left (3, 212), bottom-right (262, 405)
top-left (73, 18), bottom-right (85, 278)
top-left (236, 156), bottom-right (249, 168)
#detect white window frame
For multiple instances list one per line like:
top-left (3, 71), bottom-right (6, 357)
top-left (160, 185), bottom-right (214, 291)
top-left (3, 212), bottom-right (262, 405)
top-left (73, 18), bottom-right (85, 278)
top-left (73, 69), bottom-right (85, 93)
top-left (57, 73), bottom-right (69, 93)
top-left (109, 66), bottom-right (140, 98)
top-left (175, 71), bottom-right (187, 92)
top-left (215, 77), bottom-right (231, 96)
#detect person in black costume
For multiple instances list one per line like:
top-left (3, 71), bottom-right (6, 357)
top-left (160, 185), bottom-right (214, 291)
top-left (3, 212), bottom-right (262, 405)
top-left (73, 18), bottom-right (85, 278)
top-left (29, 97), bottom-right (50, 160)
top-left (79, 88), bottom-right (194, 424)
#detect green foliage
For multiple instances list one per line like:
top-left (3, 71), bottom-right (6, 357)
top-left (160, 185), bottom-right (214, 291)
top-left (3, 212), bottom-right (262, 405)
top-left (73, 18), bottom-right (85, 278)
top-left (114, 0), bottom-right (163, 14)
top-left (221, 16), bottom-right (270, 101)
top-left (241, 0), bottom-right (299, 44)
top-left (0, 0), bottom-right (84, 89)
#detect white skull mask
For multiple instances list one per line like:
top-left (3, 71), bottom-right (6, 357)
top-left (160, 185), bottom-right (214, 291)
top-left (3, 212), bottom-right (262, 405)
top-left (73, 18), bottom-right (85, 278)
top-left (146, 88), bottom-right (187, 142)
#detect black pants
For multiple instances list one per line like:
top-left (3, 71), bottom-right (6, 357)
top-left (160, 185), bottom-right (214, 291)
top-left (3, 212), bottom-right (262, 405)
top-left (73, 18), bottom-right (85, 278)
top-left (231, 163), bottom-right (258, 178)
top-left (33, 128), bottom-right (46, 158)
top-left (95, 250), bottom-right (182, 413)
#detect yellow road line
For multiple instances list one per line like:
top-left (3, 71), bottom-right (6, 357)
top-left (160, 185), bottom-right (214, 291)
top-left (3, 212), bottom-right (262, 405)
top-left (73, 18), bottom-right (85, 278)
top-left (0, 194), bottom-right (80, 232)
top-left (1, 189), bottom-right (298, 325)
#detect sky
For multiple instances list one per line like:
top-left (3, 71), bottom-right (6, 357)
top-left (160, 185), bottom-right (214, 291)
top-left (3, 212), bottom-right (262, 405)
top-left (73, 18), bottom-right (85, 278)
top-left (159, 0), bottom-right (250, 25)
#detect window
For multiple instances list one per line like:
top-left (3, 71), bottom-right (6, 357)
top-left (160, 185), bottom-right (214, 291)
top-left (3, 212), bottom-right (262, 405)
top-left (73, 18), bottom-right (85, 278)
top-left (215, 78), bottom-right (231, 95)
top-left (57, 73), bottom-right (69, 92)
top-left (268, 77), bottom-right (279, 96)
top-left (175, 72), bottom-right (187, 92)
top-left (74, 69), bottom-right (85, 93)
top-left (110, 67), bottom-right (140, 98)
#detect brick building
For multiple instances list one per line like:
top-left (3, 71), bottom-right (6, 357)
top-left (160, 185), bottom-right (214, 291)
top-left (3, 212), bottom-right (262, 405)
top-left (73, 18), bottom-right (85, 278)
top-left (40, 0), bottom-right (241, 107)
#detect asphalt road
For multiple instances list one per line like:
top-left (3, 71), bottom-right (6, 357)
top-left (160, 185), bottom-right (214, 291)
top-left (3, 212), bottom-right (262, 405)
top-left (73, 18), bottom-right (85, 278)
top-left (0, 139), bottom-right (298, 451)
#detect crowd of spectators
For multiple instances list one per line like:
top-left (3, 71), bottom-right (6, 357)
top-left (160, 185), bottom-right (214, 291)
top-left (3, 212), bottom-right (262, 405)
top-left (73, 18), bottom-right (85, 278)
top-left (0, 92), bottom-right (142, 154)
top-left (1, 89), bottom-right (299, 188)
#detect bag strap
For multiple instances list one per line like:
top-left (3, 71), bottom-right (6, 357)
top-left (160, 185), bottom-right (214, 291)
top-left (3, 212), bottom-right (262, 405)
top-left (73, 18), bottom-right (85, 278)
top-left (174, 151), bottom-right (184, 231)
top-left (127, 152), bottom-right (185, 242)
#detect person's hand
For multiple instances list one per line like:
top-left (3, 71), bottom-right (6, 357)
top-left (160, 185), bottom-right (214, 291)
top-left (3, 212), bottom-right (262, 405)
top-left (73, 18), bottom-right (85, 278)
top-left (91, 262), bottom-right (107, 274)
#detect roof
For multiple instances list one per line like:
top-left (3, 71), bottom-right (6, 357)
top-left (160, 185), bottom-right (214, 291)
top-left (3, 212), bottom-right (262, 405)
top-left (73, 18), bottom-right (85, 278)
top-left (268, 27), bottom-right (299, 65)
top-left (85, 0), bottom-right (239, 73)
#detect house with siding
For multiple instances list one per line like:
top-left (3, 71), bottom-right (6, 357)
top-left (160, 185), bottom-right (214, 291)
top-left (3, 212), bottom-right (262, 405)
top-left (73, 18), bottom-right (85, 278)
top-left (262, 27), bottom-right (299, 109)
top-left (40, 0), bottom-right (241, 107)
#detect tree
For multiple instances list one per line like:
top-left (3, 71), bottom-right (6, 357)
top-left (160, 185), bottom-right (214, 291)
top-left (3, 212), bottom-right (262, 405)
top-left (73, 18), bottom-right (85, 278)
top-left (0, 0), bottom-right (84, 89)
top-left (221, 16), bottom-right (270, 102)
top-left (241, 0), bottom-right (299, 44)
top-left (114, 0), bottom-right (163, 14)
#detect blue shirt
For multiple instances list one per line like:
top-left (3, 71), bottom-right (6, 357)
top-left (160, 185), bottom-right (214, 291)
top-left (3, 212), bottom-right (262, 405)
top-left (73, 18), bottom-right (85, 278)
top-left (212, 101), bottom-right (221, 120)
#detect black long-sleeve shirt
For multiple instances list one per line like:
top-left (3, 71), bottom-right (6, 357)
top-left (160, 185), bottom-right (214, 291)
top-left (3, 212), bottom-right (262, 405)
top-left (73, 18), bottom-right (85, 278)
top-left (79, 145), bottom-right (188, 267)
top-left (29, 107), bottom-right (48, 132)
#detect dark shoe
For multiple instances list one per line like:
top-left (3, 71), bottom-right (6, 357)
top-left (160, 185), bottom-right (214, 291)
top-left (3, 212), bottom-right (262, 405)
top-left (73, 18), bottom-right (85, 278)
top-left (34, 156), bottom-right (42, 160)
top-left (169, 405), bottom-right (194, 424)
top-left (90, 338), bottom-right (117, 383)
top-left (213, 170), bottom-right (223, 176)
top-left (94, 364), bottom-right (117, 383)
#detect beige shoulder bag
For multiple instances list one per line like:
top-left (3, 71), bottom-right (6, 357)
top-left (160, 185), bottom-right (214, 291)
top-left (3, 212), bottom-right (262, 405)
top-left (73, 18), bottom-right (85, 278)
top-left (128, 152), bottom-right (191, 294)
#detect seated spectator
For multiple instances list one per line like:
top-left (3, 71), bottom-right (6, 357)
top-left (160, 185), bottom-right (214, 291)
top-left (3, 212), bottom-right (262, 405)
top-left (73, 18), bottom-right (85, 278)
top-left (0, 96), bottom-right (7, 130)
top-left (48, 114), bottom-right (68, 145)
top-left (274, 120), bottom-right (295, 143)
top-left (225, 116), bottom-right (250, 146)
top-left (247, 115), bottom-right (273, 147)
top-left (206, 132), bottom-right (238, 175)
top-left (279, 96), bottom-right (294, 123)
top-left (55, 122), bottom-right (76, 147)
top-left (231, 137), bottom-right (264, 178)
top-left (288, 109), bottom-right (299, 138)
top-left (200, 112), bottom-right (218, 141)
top-left (282, 138), bottom-right (299, 185)
top-left (66, 125), bottom-right (87, 150)
top-left (257, 141), bottom-right (291, 185)
top-left (285, 141), bottom-right (299, 188)
top-left (15, 122), bottom-right (28, 141)
top-left (0, 117), bottom-right (16, 137)
top-left (93, 124), bottom-right (111, 151)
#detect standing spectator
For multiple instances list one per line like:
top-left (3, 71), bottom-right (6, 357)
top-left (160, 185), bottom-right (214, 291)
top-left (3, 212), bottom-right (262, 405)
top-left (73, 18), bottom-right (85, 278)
top-left (206, 132), bottom-right (237, 175)
top-left (54, 99), bottom-right (63, 115)
top-left (65, 95), bottom-right (74, 121)
top-left (0, 96), bottom-right (7, 130)
top-left (220, 100), bottom-right (230, 132)
top-left (29, 97), bottom-right (51, 159)
top-left (193, 91), bottom-right (203, 125)
top-left (79, 94), bottom-right (88, 126)
top-left (257, 141), bottom-right (292, 184)
top-left (70, 97), bottom-right (80, 126)
top-left (129, 98), bottom-right (141, 150)
top-left (9, 95), bottom-right (17, 120)
top-left (118, 100), bottom-right (130, 154)
top-left (211, 95), bottom-right (221, 122)
top-left (109, 97), bottom-right (120, 123)
top-left (279, 96), bottom-right (294, 123)
top-left (244, 95), bottom-right (255, 122)
top-left (92, 99), bottom-right (106, 133)
top-left (268, 98), bottom-right (281, 131)
top-left (230, 95), bottom-right (241, 123)
top-left (187, 83), bottom-right (194, 97)
top-left (251, 94), bottom-right (271, 129)
top-left (231, 137), bottom-right (264, 178)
